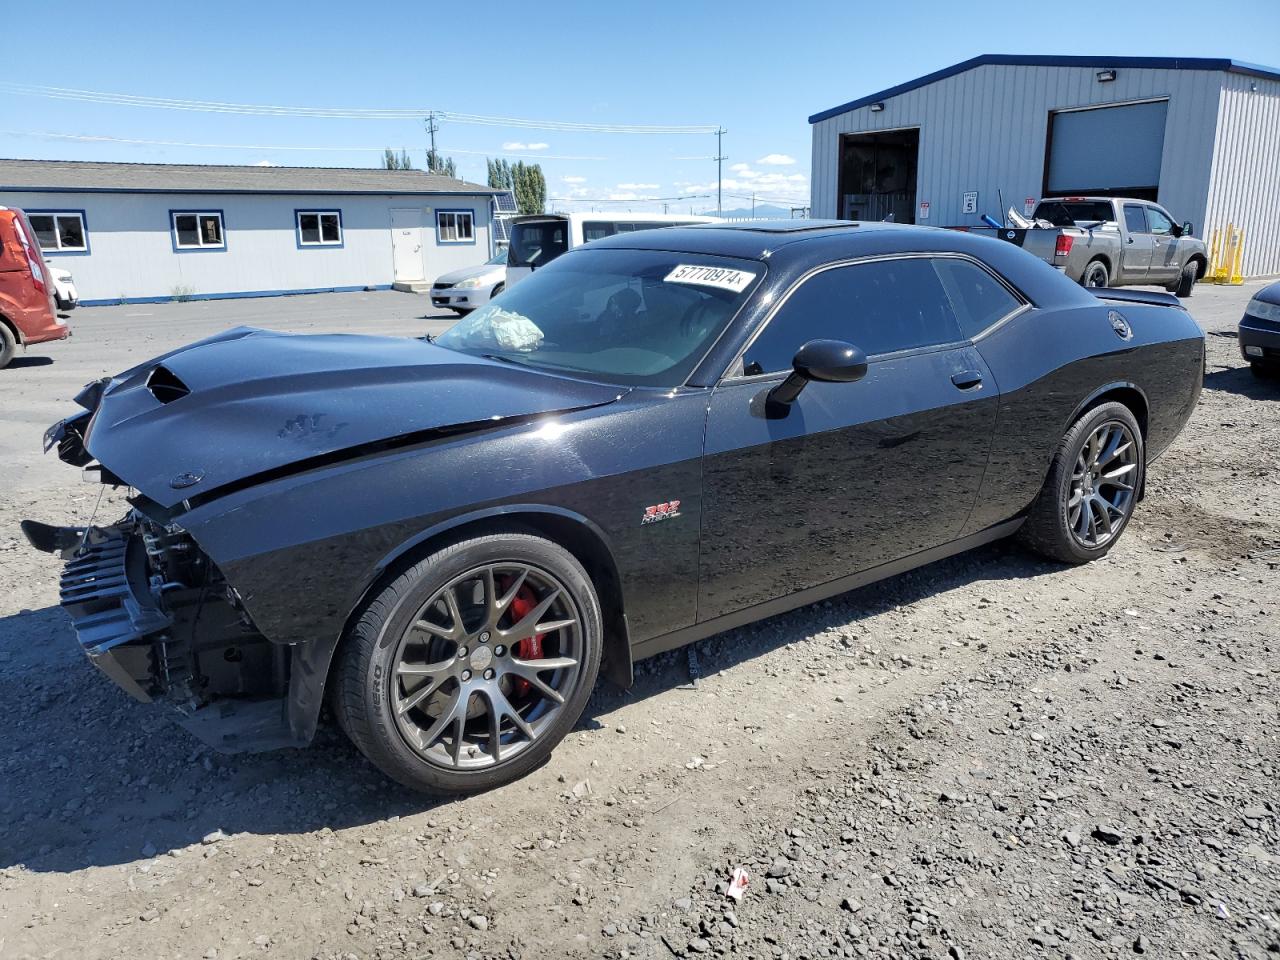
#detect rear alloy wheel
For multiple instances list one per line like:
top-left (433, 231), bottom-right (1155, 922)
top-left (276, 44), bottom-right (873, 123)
top-left (0, 324), bottom-right (15, 369)
top-left (1082, 260), bottom-right (1109, 289)
top-left (334, 533), bottom-right (602, 793)
top-left (1019, 402), bottom-right (1145, 564)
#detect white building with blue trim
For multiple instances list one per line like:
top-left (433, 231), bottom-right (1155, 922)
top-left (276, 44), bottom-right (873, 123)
top-left (0, 159), bottom-right (503, 305)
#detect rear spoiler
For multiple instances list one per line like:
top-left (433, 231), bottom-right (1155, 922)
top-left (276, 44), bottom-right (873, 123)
top-left (1091, 287), bottom-right (1186, 311)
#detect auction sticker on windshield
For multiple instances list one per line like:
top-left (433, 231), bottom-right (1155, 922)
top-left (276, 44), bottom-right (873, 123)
top-left (664, 264), bottom-right (756, 293)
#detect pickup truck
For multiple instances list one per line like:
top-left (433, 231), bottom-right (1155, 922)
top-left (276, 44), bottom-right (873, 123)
top-left (972, 197), bottom-right (1208, 297)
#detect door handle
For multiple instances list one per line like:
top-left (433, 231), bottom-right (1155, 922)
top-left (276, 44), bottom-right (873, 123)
top-left (951, 370), bottom-right (983, 390)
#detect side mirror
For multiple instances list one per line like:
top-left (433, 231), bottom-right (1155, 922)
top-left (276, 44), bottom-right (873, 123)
top-left (1182, 221), bottom-right (1194, 238)
top-left (768, 339), bottom-right (868, 407)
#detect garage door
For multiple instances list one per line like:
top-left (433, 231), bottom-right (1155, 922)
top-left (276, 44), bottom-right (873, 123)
top-left (1045, 99), bottom-right (1169, 199)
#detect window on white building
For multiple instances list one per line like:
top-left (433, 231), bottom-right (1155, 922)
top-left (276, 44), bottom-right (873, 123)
top-left (437, 210), bottom-right (475, 243)
top-left (297, 210), bottom-right (343, 246)
top-left (172, 211), bottom-right (226, 250)
top-left (28, 212), bottom-right (88, 252)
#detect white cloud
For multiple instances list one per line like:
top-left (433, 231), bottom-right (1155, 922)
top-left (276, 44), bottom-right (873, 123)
top-left (561, 175), bottom-right (588, 184)
top-left (616, 182), bottom-right (659, 191)
top-left (757, 153), bottom-right (797, 166)
top-left (254, 159), bottom-right (276, 166)
top-left (608, 192), bottom-right (640, 201)
top-left (502, 141), bottom-right (549, 151)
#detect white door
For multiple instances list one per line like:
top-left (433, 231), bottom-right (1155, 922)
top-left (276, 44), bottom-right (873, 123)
top-left (390, 208), bottom-right (425, 282)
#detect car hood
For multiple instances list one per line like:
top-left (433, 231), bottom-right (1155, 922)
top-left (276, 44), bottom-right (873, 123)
top-left (435, 263), bottom-right (505, 285)
top-left (1253, 280), bottom-right (1280, 306)
top-left (83, 326), bottom-right (626, 508)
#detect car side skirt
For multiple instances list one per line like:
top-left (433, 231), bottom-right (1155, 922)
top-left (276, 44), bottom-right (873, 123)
top-left (630, 518), bottom-right (1024, 662)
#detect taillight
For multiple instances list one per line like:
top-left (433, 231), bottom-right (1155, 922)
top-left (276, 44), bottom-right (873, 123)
top-left (1055, 234), bottom-right (1074, 258)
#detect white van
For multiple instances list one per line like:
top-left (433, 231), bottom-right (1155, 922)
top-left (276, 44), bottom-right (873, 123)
top-left (505, 212), bottom-right (717, 287)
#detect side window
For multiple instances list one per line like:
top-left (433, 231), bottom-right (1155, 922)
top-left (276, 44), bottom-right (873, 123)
top-left (742, 258), bottom-right (963, 375)
top-left (931, 259), bottom-right (1022, 338)
top-left (582, 221), bottom-right (616, 243)
top-left (1123, 204), bottom-right (1148, 234)
top-left (1145, 207), bottom-right (1173, 236)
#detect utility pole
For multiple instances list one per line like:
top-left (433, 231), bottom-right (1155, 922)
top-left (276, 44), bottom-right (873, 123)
top-left (714, 127), bottom-right (727, 217)
top-left (425, 111), bottom-right (439, 172)
top-left (751, 193), bottom-right (756, 217)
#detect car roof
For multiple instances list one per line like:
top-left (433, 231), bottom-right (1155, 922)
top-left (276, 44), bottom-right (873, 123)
top-left (581, 219), bottom-right (999, 259)
top-left (580, 219), bottom-right (1099, 309)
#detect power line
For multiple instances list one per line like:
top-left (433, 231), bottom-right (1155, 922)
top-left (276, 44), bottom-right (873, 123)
top-left (0, 130), bottom-right (609, 160)
top-left (0, 83), bottom-right (719, 134)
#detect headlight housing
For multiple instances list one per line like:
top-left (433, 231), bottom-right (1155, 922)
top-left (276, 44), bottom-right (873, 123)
top-left (454, 276), bottom-right (484, 289)
top-left (1246, 297), bottom-right (1280, 323)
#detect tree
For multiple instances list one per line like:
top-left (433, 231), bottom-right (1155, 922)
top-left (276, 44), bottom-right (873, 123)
top-left (511, 161), bottom-right (546, 215)
top-left (487, 158), bottom-right (514, 191)
top-left (382, 148), bottom-right (414, 170)
top-left (426, 148), bottom-right (457, 178)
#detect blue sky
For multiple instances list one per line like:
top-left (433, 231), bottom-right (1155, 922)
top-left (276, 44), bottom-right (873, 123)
top-left (3, 0), bottom-right (1278, 214)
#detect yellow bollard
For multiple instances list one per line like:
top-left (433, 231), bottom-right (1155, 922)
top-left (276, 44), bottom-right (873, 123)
top-left (1207, 227), bottom-right (1225, 283)
top-left (1229, 227), bottom-right (1245, 285)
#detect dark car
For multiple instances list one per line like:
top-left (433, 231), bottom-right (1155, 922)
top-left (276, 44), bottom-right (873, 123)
top-left (1240, 280), bottom-right (1280, 378)
top-left (24, 221), bottom-right (1205, 794)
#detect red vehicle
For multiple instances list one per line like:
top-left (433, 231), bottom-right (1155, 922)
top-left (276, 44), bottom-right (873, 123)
top-left (0, 206), bottom-right (69, 369)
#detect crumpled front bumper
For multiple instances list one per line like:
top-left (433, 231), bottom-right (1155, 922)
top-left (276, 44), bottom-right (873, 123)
top-left (55, 526), bottom-right (171, 703)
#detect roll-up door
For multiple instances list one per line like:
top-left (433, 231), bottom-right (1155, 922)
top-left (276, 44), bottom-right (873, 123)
top-left (1045, 100), bottom-right (1169, 200)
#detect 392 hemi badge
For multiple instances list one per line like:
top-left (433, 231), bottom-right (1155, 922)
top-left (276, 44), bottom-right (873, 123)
top-left (642, 500), bottom-right (681, 524)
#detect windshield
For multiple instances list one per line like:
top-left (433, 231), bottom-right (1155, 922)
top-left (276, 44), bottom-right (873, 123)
top-left (1033, 200), bottom-right (1115, 226)
top-left (487, 251), bottom-right (507, 265)
top-left (508, 219), bottom-right (569, 269)
top-left (437, 248), bottom-right (762, 386)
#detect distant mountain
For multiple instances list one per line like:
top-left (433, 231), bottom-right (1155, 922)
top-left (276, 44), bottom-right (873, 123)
top-left (699, 203), bottom-right (798, 220)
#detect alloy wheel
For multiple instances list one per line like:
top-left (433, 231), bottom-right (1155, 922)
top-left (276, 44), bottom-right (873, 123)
top-left (389, 562), bottom-right (584, 770)
top-left (1067, 420), bottom-right (1138, 548)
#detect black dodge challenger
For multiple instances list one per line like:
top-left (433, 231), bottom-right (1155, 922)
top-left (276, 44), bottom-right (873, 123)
top-left (25, 221), bottom-right (1205, 793)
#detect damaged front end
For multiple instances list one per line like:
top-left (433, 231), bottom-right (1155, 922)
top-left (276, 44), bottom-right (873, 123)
top-left (24, 509), bottom-right (303, 753)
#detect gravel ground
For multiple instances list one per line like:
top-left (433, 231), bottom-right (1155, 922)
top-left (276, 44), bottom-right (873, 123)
top-left (1, 284), bottom-right (1276, 960)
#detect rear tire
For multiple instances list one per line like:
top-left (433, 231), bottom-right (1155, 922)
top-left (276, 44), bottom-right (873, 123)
top-left (0, 324), bottom-right (16, 370)
top-left (1082, 259), bottom-right (1109, 289)
top-left (1018, 402), bottom-right (1145, 564)
top-left (332, 532), bottom-right (603, 794)
top-left (1174, 262), bottom-right (1197, 298)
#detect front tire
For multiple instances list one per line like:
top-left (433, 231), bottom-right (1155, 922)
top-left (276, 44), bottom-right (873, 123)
top-left (1174, 262), bottom-right (1197, 298)
top-left (333, 532), bottom-right (602, 794)
top-left (1019, 402), bottom-right (1145, 564)
top-left (1082, 259), bottom-right (1109, 289)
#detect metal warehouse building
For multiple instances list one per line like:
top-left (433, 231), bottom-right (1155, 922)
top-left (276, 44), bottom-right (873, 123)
top-left (0, 160), bottom-right (504, 305)
top-left (809, 55), bottom-right (1280, 278)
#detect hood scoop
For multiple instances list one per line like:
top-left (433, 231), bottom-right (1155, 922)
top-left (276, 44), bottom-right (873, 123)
top-left (146, 365), bottom-right (191, 404)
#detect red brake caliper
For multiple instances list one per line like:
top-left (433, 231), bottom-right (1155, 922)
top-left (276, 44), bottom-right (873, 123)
top-left (506, 584), bottom-right (544, 698)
